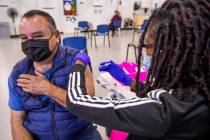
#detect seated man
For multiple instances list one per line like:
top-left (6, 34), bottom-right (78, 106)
top-left (8, 10), bottom-right (101, 140)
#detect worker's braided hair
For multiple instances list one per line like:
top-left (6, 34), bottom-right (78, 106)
top-left (136, 0), bottom-right (210, 103)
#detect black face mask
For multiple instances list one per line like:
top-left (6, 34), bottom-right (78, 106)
top-left (21, 34), bottom-right (57, 62)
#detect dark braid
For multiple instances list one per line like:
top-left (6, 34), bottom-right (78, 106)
top-left (136, 0), bottom-right (210, 103)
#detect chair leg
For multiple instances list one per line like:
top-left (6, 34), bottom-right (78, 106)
top-left (74, 29), bottom-right (76, 36)
top-left (103, 35), bottom-right (105, 46)
top-left (85, 48), bottom-right (88, 54)
top-left (126, 44), bottom-right (130, 61)
top-left (87, 31), bottom-right (90, 39)
top-left (107, 34), bottom-right (111, 47)
top-left (132, 30), bottom-right (135, 42)
top-left (94, 35), bottom-right (97, 49)
top-left (134, 47), bottom-right (138, 63)
top-left (90, 33), bottom-right (92, 46)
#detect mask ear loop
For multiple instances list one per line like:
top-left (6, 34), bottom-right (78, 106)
top-left (52, 30), bottom-right (61, 45)
top-left (48, 32), bottom-right (58, 53)
top-left (48, 32), bottom-right (55, 40)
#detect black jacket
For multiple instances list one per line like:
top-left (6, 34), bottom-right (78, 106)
top-left (66, 64), bottom-right (210, 140)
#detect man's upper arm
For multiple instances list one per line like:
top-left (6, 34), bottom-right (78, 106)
top-left (10, 109), bottom-right (26, 122)
top-left (8, 75), bottom-right (24, 111)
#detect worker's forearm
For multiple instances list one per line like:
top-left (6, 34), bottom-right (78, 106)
top-left (11, 120), bottom-right (33, 140)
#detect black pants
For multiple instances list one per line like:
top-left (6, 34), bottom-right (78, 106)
top-left (109, 23), bottom-right (116, 36)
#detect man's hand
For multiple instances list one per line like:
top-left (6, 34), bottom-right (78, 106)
top-left (17, 72), bottom-right (52, 95)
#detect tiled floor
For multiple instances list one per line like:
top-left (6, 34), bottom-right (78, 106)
top-left (0, 30), bottom-right (137, 140)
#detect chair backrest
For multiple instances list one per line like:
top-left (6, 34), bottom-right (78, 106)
top-left (62, 36), bottom-right (87, 51)
top-left (78, 21), bottom-right (89, 29)
top-left (113, 20), bottom-right (122, 28)
top-left (96, 24), bottom-right (109, 34)
top-left (139, 19), bottom-right (149, 32)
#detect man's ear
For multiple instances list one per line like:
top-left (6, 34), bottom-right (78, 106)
top-left (55, 30), bottom-right (61, 44)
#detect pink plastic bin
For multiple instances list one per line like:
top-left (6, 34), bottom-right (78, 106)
top-left (119, 61), bottom-right (147, 82)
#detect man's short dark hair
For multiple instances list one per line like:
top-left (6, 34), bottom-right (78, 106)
top-left (22, 10), bottom-right (57, 33)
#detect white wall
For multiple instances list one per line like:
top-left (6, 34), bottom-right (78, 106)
top-left (0, 0), bottom-right (20, 35)
top-left (78, 0), bottom-right (119, 29)
top-left (0, 0), bottom-right (167, 35)
top-left (118, 0), bottom-right (135, 21)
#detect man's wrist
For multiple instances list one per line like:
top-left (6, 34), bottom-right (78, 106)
top-left (44, 82), bottom-right (56, 96)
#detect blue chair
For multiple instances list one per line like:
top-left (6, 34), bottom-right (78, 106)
top-left (113, 20), bottom-right (122, 35)
top-left (132, 19), bottom-right (149, 41)
top-left (74, 21), bottom-right (89, 37)
top-left (126, 20), bottom-right (149, 62)
top-left (62, 36), bottom-right (88, 53)
top-left (93, 24), bottom-right (110, 49)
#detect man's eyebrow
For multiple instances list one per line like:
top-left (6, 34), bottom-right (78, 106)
top-left (20, 31), bottom-right (44, 37)
top-left (31, 31), bottom-right (44, 35)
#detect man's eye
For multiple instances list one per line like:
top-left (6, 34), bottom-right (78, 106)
top-left (21, 37), bottom-right (28, 40)
top-left (33, 35), bottom-right (44, 38)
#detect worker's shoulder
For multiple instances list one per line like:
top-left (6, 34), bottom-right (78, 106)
top-left (147, 89), bottom-right (207, 109)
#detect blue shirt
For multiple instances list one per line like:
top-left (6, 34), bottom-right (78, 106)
top-left (8, 68), bottom-right (53, 111)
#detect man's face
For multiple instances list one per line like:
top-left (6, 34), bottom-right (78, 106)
top-left (19, 15), bottom-right (59, 52)
top-left (144, 27), bottom-right (155, 57)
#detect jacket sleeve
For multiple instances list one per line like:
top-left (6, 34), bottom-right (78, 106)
top-left (8, 74), bottom-right (25, 111)
top-left (66, 64), bottom-right (171, 138)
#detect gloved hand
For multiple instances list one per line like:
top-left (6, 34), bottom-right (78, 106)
top-left (99, 60), bottom-right (132, 86)
top-left (73, 53), bottom-right (91, 67)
